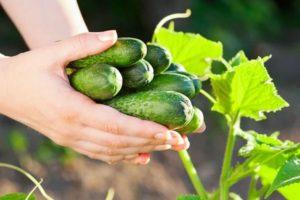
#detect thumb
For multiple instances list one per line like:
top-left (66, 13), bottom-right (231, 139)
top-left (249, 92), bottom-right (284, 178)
top-left (51, 30), bottom-right (117, 64)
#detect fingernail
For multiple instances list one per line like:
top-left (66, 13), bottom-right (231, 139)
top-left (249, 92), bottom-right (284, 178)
top-left (155, 144), bottom-right (172, 151)
top-left (166, 131), bottom-right (184, 145)
top-left (97, 30), bottom-right (117, 42)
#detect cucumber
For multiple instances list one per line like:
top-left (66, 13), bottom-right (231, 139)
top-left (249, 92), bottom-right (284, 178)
top-left (71, 37), bottom-right (147, 68)
top-left (141, 73), bottom-right (196, 99)
top-left (176, 107), bottom-right (203, 134)
top-left (167, 71), bottom-right (202, 94)
top-left (166, 63), bottom-right (186, 72)
top-left (106, 91), bottom-right (194, 129)
top-left (144, 43), bottom-right (172, 74)
top-left (121, 59), bottom-right (154, 89)
top-left (70, 63), bottom-right (122, 100)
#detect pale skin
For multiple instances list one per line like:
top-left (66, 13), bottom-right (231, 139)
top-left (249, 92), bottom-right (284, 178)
top-left (0, 0), bottom-right (205, 165)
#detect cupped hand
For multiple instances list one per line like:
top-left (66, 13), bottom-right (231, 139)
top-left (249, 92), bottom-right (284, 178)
top-left (0, 31), bottom-right (199, 165)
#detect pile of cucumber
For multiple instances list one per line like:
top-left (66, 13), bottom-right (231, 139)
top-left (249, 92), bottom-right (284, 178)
top-left (68, 37), bottom-right (203, 134)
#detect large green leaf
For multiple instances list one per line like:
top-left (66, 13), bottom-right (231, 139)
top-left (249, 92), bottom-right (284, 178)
top-left (211, 59), bottom-right (289, 120)
top-left (154, 27), bottom-right (223, 78)
top-left (265, 156), bottom-right (300, 198)
top-left (0, 193), bottom-right (35, 200)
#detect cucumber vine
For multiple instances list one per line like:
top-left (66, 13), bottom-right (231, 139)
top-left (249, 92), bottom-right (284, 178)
top-left (154, 10), bottom-right (300, 200)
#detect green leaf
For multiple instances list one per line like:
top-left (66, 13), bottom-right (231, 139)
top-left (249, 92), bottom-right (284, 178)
top-left (154, 27), bottom-right (223, 78)
top-left (266, 156), bottom-right (300, 198)
top-left (211, 59), bottom-right (289, 120)
top-left (0, 193), bottom-right (35, 200)
top-left (238, 131), bottom-right (293, 157)
top-left (176, 194), bottom-right (202, 200)
top-left (229, 51), bottom-right (249, 67)
top-left (237, 131), bottom-right (300, 199)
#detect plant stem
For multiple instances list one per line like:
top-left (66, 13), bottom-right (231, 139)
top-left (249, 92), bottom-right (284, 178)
top-left (219, 118), bottom-right (239, 200)
top-left (220, 58), bottom-right (232, 71)
top-left (0, 162), bottom-right (54, 200)
top-left (178, 150), bottom-right (208, 199)
top-left (152, 9), bottom-right (191, 42)
top-left (200, 89), bottom-right (216, 104)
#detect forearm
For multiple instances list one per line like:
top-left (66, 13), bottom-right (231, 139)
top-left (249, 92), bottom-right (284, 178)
top-left (0, 0), bottom-right (88, 49)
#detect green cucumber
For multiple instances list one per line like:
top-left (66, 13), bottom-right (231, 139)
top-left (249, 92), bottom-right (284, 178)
top-left (166, 63), bottom-right (186, 72)
top-left (121, 59), bottom-right (154, 89)
top-left (71, 37), bottom-right (147, 68)
top-left (106, 91), bottom-right (194, 129)
top-left (176, 107), bottom-right (203, 134)
top-left (141, 73), bottom-right (196, 99)
top-left (70, 63), bottom-right (122, 100)
top-left (144, 43), bottom-right (172, 74)
top-left (167, 71), bottom-right (202, 94)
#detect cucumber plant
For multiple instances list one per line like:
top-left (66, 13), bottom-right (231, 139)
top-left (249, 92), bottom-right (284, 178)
top-left (152, 10), bottom-right (300, 200)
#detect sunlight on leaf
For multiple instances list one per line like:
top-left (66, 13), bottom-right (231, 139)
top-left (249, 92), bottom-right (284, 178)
top-left (211, 59), bottom-right (289, 120)
top-left (154, 27), bottom-right (223, 78)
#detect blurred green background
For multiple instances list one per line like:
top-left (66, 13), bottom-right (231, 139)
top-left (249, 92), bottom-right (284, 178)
top-left (0, 0), bottom-right (299, 199)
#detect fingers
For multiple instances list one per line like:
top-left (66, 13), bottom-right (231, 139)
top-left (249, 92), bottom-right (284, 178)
top-left (73, 147), bottom-right (125, 164)
top-left (123, 153), bottom-right (151, 165)
top-left (172, 135), bottom-right (190, 151)
top-left (46, 31), bottom-right (117, 65)
top-left (81, 103), bottom-right (184, 144)
top-left (74, 140), bottom-right (172, 156)
top-left (74, 145), bottom-right (150, 165)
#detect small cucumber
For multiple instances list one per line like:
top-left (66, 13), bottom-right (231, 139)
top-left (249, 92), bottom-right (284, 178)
top-left (141, 73), bottom-right (196, 99)
top-left (145, 43), bottom-right (172, 74)
top-left (166, 63), bottom-right (186, 72)
top-left (106, 91), bottom-right (194, 129)
top-left (71, 37), bottom-right (147, 68)
top-left (176, 107), bottom-right (203, 134)
top-left (121, 59), bottom-right (154, 89)
top-left (70, 63), bottom-right (122, 100)
top-left (167, 71), bottom-right (202, 94)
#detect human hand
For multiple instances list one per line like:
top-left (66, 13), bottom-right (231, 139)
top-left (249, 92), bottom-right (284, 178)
top-left (0, 31), bottom-right (198, 165)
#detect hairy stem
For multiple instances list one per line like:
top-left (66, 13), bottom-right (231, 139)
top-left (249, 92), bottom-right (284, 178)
top-left (178, 150), bottom-right (208, 199)
top-left (200, 89), bottom-right (216, 104)
top-left (0, 162), bottom-right (54, 200)
top-left (219, 118), bottom-right (240, 200)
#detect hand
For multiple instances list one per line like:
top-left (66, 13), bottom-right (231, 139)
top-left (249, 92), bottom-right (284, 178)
top-left (0, 31), bottom-right (193, 165)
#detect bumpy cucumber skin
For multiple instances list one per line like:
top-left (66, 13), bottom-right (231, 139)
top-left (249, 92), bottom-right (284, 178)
top-left (106, 91), bottom-right (194, 129)
top-left (70, 63), bottom-right (122, 100)
top-left (176, 71), bottom-right (202, 94)
top-left (145, 43), bottom-right (172, 74)
top-left (166, 63), bottom-right (186, 72)
top-left (167, 71), bottom-right (202, 94)
top-left (121, 60), bottom-right (154, 89)
top-left (71, 37), bottom-right (147, 68)
top-left (177, 107), bottom-right (203, 134)
top-left (142, 73), bottom-right (196, 99)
